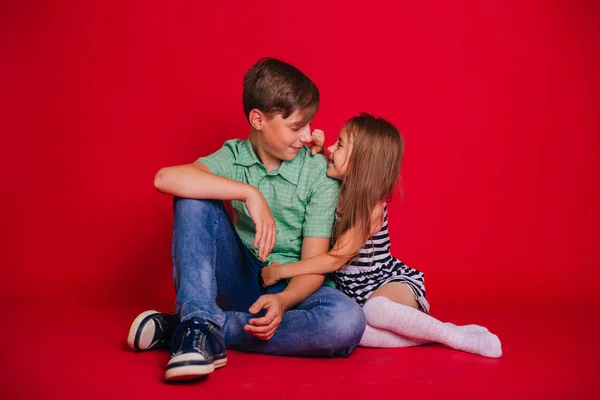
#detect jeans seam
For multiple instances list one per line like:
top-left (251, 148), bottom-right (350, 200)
top-left (216, 204), bottom-right (260, 278)
top-left (212, 210), bottom-right (219, 279)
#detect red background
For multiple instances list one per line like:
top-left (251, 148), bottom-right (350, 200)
top-left (1, 1), bottom-right (599, 397)
top-left (2, 0), bottom-right (598, 309)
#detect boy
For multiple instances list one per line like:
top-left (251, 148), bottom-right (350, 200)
top-left (128, 58), bottom-right (365, 381)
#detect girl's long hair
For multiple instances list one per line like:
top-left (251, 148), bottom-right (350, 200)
top-left (333, 113), bottom-right (404, 256)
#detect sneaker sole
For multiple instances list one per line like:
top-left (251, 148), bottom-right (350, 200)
top-left (165, 354), bottom-right (216, 381)
top-left (214, 357), bottom-right (227, 369)
top-left (127, 310), bottom-right (160, 351)
top-left (164, 354), bottom-right (227, 381)
top-left (165, 363), bottom-right (214, 381)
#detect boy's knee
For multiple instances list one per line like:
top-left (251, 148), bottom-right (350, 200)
top-left (335, 300), bottom-right (366, 343)
top-left (173, 197), bottom-right (223, 219)
top-left (323, 295), bottom-right (366, 355)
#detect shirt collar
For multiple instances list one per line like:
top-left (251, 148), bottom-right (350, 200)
top-left (233, 139), bottom-right (261, 167)
top-left (234, 139), bottom-right (303, 185)
top-left (277, 153), bottom-right (302, 185)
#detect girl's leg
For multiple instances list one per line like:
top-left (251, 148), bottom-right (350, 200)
top-left (359, 283), bottom-right (488, 348)
top-left (359, 322), bottom-right (488, 348)
top-left (363, 282), bottom-right (502, 358)
top-left (360, 324), bottom-right (427, 348)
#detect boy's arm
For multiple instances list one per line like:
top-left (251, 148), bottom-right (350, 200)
top-left (244, 237), bottom-right (329, 341)
top-left (155, 162), bottom-right (252, 201)
top-left (271, 168), bottom-right (344, 305)
top-left (155, 162), bottom-right (276, 262)
top-left (244, 161), bottom-right (340, 340)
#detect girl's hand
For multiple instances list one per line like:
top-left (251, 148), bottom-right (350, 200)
top-left (261, 262), bottom-right (282, 287)
top-left (310, 129), bottom-right (325, 155)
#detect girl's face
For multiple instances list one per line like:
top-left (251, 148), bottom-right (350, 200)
top-left (326, 128), bottom-right (352, 179)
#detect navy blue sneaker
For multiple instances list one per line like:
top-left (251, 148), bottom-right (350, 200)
top-left (127, 310), bottom-right (179, 351)
top-left (164, 317), bottom-right (227, 381)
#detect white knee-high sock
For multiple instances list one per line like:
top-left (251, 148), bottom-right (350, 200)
top-left (364, 297), bottom-right (502, 358)
top-left (359, 322), bottom-right (489, 348)
top-left (360, 324), bottom-right (427, 348)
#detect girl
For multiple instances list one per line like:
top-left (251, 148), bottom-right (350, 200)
top-left (262, 113), bottom-right (502, 358)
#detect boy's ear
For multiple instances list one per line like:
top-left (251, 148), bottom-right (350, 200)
top-left (249, 109), bottom-right (265, 131)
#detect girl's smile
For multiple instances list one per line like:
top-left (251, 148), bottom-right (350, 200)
top-left (326, 129), bottom-right (351, 179)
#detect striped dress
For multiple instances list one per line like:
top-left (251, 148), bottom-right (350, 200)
top-left (332, 202), bottom-right (430, 313)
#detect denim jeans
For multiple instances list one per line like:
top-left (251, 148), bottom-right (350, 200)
top-left (172, 197), bottom-right (366, 357)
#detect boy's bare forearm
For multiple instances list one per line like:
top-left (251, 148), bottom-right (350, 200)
top-left (154, 162), bottom-right (255, 201)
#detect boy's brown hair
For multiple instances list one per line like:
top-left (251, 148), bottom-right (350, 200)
top-left (243, 58), bottom-right (320, 127)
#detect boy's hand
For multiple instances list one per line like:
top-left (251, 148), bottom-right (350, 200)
top-left (310, 129), bottom-right (325, 156)
top-left (244, 294), bottom-right (287, 340)
top-left (245, 188), bottom-right (276, 261)
top-left (261, 262), bottom-right (282, 287)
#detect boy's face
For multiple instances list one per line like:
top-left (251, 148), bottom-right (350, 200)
top-left (260, 110), bottom-right (313, 162)
top-left (326, 128), bottom-right (352, 180)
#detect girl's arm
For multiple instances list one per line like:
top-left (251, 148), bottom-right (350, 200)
top-left (261, 202), bottom-right (385, 286)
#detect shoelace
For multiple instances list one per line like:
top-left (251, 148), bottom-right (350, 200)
top-left (183, 320), bottom-right (214, 352)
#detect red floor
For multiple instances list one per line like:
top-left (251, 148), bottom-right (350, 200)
top-left (2, 300), bottom-right (598, 399)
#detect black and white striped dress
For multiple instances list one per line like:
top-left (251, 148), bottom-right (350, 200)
top-left (333, 202), bottom-right (430, 313)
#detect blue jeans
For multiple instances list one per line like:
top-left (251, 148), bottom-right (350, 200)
top-left (172, 198), bottom-right (366, 357)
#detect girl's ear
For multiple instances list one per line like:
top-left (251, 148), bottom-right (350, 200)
top-left (249, 109), bottom-right (265, 131)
